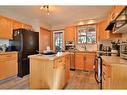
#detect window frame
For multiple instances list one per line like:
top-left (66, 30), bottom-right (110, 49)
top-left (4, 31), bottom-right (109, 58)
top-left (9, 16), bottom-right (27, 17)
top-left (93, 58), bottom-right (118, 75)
top-left (76, 24), bottom-right (97, 45)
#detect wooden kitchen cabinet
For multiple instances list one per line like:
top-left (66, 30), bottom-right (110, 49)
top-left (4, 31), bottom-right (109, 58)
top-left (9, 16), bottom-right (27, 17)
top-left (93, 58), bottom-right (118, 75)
top-left (12, 20), bottom-right (23, 30)
top-left (75, 52), bottom-right (96, 71)
top-left (0, 15), bottom-right (33, 39)
top-left (102, 61), bottom-right (111, 89)
top-left (97, 18), bottom-right (122, 41)
top-left (39, 27), bottom-right (52, 52)
top-left (84, 53), bottom-right (96, 71)
top-left (109, 6), bottom-right (125, 22)
top-left (102, 56), bottom-right (127, 89)
top-left (75, 52), bottom-right (85, 70)
top-left (0, 16), bottom-right (13, 39)
top-left (96, 6), bottom-right (124, 41)
top-left (0, 52), bottom-right (18, 80)
top-left (64, 54), bottom-right (70, 83)
top-left (111, 64), bottom-right (127, 89)
top-left (64, 26), bottom-right (76, 42)
top-left (29, 53), bottom-right (70, 89)
top-left (13, 20), bottom-right (32, 30)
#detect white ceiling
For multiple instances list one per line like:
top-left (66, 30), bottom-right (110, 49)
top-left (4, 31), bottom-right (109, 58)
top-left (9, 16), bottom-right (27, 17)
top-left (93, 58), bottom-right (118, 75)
top-left (0, 6), bottom-right (112, 28)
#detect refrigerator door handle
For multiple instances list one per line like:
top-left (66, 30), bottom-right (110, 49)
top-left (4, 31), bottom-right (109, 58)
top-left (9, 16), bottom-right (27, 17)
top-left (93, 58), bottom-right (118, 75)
top-left (20, 33), bottom-right (23, 53)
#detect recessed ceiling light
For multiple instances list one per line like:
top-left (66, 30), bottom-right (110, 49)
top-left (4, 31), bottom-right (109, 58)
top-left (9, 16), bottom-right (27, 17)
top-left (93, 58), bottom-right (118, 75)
top-left (78, 21), bottom-right (84, 25)
top-left (87, 20), bottom-right (96, 24)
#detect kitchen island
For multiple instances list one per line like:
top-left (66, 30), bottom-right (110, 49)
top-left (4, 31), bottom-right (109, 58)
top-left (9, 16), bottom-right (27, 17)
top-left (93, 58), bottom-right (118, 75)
top-left (101, 56), bottom-right (127, 89)
top-left (28, 52), bottom-right (70, 89)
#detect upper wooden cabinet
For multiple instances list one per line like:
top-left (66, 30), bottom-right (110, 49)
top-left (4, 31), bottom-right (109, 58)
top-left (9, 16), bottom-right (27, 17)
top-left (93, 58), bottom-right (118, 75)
top-left (39, 27), bottom-right (52, 52)
top-left (96, 6), bottom-right (124, 41)
top-left (13, 20), bottom-right (32, 30)
top-left (0, 16), bottom-right (13, 39)
top-left (0, 16), bottom-right (33, 39)
top-left (64, 26), bottom-right (76, 42)
top-left (109, 6), bottom-right (125, 21)
top-left (12, 20), bottom-right (23, 30)
top-left (97, 18), bottom-right (122, 41)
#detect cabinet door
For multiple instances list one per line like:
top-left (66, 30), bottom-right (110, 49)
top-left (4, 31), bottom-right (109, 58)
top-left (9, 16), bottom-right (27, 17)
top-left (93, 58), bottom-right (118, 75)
top-left (65, 55), bottom-right (70, 83)
top-left (6, 60), bottom-right (18, 77)
top-left (64, 26), bottom-right (76, 42)
top-left (75, 53), bottom-right (85, 70)
top-left (0, 53), bottom-right (18, 80)
top-left (102, 61), bottom-right (111, 89)
top-left (39, 28), bottom-right (52, 52)
top-left (0, 16), bottom-right (12, 39)
top-left (0, 61), bottom-right (7, 80)
top-left (112, 6), bottom-right (125, 19)
top-left (111, 64), bottom-right (127, 89)
top-left (84, 53), bottom-right (95, 71)
top-left (97, 19), bottom-right (107, 41)
top-left (53, 61), bottom-right (66, 89)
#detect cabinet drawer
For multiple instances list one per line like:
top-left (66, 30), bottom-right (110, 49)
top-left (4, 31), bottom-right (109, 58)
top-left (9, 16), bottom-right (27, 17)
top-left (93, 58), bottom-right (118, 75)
top-left (103, 64), bottom-right (111, 78)
top-left (54, 57), bottom-right (65, 69)
top-left (0, 53), bottom-right (17, 61)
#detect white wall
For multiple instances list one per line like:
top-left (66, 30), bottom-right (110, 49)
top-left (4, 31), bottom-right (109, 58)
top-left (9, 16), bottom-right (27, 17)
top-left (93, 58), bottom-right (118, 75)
top-left (52, 24), bottom-right (67, 30)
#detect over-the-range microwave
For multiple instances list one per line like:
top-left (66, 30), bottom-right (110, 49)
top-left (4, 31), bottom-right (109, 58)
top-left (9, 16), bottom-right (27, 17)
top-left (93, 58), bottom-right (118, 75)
top-left (113, 7), bottom-right (127, 33)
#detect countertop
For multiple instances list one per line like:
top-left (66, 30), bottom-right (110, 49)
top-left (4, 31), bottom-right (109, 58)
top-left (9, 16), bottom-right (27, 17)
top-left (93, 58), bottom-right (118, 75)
top-left (0, 51), bottom-right (18, 55)
top-left (28, 52), bottom-right (70, 60)
top-left (101, 56), bottom-right (127, 65)
top-left (65, 50), bottom-right (97, 53)
top-left (75, 50), bottom-right (97, 53)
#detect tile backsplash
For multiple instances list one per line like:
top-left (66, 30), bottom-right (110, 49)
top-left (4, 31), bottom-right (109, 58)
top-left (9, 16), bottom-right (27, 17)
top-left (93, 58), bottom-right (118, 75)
top-left (76, 44), bottom-right (97, 51)
top-left (0, 39), bottom-right (9, 46)
top-left (97, 32), bottom-right (127, 50)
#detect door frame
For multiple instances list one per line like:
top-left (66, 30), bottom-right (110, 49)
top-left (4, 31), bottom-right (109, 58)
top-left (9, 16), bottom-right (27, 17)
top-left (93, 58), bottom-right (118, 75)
top-left (53, 30), bottom-right (64, 51)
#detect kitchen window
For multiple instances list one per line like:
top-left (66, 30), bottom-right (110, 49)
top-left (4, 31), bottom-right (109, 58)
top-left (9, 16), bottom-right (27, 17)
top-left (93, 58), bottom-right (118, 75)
top-left (77, 25), bottom-right (96, 44)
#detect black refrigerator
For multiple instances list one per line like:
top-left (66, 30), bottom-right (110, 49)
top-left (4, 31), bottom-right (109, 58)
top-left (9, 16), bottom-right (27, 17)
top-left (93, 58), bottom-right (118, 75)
top-left (9, 28), bottom-right (39, 77)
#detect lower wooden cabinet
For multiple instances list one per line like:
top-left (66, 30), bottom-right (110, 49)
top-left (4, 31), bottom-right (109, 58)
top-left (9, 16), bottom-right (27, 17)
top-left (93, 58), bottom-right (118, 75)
top-left (75, 52), bottom-right (85, 70)
top-left (64, 55), bottom-right (70, 83)
top-left (75, 52), bottom-right (96, 71)
top-left (102, 59), bottom-right (127, 89)
top-left (102, 62), bottom-right (111, 89)
top-left (29, 53), bottom-right (70, 89)
top-left (0, 52), bottom-right (18, 80)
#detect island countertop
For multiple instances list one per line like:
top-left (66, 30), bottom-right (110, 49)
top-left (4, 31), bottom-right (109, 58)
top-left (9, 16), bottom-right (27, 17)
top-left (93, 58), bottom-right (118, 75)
top-left (28, 52), bottom-right (70, 61)
top-left (101, 56), bottom-right (127, 65)
top-left (29, 51), bottom-right (70, 89)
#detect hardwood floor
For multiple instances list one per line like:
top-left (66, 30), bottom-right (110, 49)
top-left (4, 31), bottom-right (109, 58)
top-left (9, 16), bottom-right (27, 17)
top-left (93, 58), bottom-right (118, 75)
top-left (65, 70), bottom-right (99, 89)
top-left (0, 70), bottom-right (99, 89)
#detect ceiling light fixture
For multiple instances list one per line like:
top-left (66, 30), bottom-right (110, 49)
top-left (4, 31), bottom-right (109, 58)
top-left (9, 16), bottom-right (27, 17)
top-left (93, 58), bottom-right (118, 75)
top-left (40, 5), bottom-right (50, 15)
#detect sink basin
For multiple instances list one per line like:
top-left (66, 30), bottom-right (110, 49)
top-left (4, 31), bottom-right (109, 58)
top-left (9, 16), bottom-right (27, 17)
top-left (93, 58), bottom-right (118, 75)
top-left (42, 52), bottom-right (56, 55)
